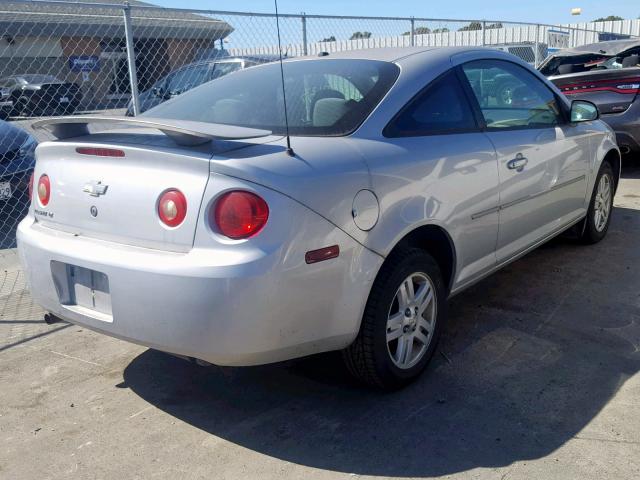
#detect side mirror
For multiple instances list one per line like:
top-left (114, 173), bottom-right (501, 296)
top-left (151, 86), bottom-right (164, 98)
top-left (570, 100), bottom-right (599, 123)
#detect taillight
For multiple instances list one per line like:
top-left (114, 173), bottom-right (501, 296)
top-left (560, 77), bottom-right (640, 95)
top-left (213, 191), bottom-right (269, 240)
top-left (75, 147), bottom-right (125, 157)
top-left (158, 189), bottom-right (187, 227)
top-left (616, 83), bottom-right (640, 92)
top-left (37, 174), bottom-right (50, 206)
top-left (28, 172), bottom-right (34, 202)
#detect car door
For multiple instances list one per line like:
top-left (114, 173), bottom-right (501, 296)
top-left (365, 69), bottom-right (500, 289)
top-left (460, 59), bottom-right (590, 263)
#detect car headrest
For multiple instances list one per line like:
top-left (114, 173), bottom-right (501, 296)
top-left (313, 88), bottom-right (345, 103)
top-left (511, 85), bottom-right (539, 106)
top-left (622, 55), bottom-right (639, 68)
top-left (557, 64), bottom-right (574, 74)
top-left (313, 98), bottom-right (349, 127)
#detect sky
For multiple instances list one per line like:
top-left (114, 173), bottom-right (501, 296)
top-left (149, 0), bottom-right (639, 25)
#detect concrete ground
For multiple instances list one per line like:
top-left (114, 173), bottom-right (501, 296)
top-left (1, 167), bottom-right (640, 480)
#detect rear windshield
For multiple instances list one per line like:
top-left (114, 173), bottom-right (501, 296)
top-left (146, 59), bottom-right (400, 136)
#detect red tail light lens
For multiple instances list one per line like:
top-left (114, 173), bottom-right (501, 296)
top-left (28, 172), bottom-right (34, 202)
top-left (158, 189), bottom-right (187, 227)
top-left (37, 174), bottom-right (50, 206)
top-left (560, 77), bottom-right (640, 95)
top-left (213, 191), bottom-right (269, 240)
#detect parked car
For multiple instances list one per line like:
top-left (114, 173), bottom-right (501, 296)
top-left (0, 75), bottom-right (82, 117)
top-left (126, 55), bottom-right (279, 115)
top-left (20, 47), bottom-right (619, 389)
top-left (0, 86), bottom-right (13, 120)
top-left (539, 39), bottom-right (640, 156)
top-left (0, 120), bottom-right (36, 248)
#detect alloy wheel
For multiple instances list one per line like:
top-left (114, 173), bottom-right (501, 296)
top-left (386, 272), bottom-right (437, 369)
top-left (594, 173), bottom-right (612, 233)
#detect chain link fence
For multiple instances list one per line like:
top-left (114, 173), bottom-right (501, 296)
top-left (0, 0), bottom-right (638, 254)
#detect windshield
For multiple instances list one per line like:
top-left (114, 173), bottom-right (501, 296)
top-left (145, 59), bottom-right (400, 136)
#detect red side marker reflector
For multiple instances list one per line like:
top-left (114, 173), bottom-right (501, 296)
top-left (305, 245), bottom-right (340, 264)
top-left (76, 147), bottom-right (125, 157)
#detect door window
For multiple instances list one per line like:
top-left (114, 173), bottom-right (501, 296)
top-left (384, 69), bottom-right (477, 137)
top-left (461, 60), bottom-right (563, 129)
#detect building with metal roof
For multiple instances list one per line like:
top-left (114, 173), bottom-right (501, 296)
top-left (0, 0), bottom-right (234, 108)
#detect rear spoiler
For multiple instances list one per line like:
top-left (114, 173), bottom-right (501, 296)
top-left (32, 116), bottom-right (272, 147)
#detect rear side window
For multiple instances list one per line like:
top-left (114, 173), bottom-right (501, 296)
top-left (384, 70), bottom-right (477, 137)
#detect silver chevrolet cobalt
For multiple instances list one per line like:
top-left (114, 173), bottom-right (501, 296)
top-left (19, 47), bottom-right (619, 389)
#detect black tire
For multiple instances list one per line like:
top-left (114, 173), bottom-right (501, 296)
top-left (579, 161), bottom-right (615, 244)
top-left (343, 248), bottom-right (447, 390)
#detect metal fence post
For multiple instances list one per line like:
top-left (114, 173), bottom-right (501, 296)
top-left (301, 13), bottom-right (308, 55)
top-left (410, 17), bottom-right (415, 47)
top-left (123, 2), bottom-right (140, 116)
top-left (534, 24), bottom-right (540, 68)
top-left (482, 20), bottom-right (486, 46)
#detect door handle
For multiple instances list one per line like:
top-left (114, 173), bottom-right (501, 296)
top-left (507, 154), bottom-right (528, 172)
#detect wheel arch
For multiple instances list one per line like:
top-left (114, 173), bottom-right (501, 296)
top-left (384, 224), bottom-right (457, 294)
top-left (602, 148), bottom-right (621, 193)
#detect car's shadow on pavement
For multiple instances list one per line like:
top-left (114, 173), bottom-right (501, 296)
top-left (122, 201), bottom-right (640, 477)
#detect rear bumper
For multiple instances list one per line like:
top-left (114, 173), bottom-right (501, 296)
top-left (17, 213), bottom-right (381, 366)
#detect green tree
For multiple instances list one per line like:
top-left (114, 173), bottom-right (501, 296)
top-left (485, 22), bottom-right (503, 29)
top-left (593, 15), bottom-right (624, 21)
top-left (432, 27), bottom-right (450, 33)
top-left (458, 21), bottom-right (483, 31)
top-left (320, 35), bottom-right (336, 42)
top-left (350, 31), bottom-right (372, 40)
top-left (402, 26), bottom-right (432, 35)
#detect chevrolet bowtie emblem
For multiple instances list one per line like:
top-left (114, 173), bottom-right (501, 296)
top-left (83, 181), bottom-right (108, 197)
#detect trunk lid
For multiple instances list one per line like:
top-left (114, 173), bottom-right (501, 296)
top-left (549, 68), bottom-right (640, 114)
top-left (33, 130), bottom-right (276, 252)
